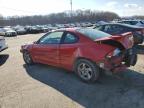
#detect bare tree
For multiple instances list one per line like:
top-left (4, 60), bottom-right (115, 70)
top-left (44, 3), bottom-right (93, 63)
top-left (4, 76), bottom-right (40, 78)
top-left (1, 10), bottom-right (120, 26)
top-left (0, 14), bottom-right (4, 26)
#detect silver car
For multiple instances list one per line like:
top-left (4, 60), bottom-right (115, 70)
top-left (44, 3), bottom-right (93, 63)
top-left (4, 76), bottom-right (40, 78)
top-left (3, 28), bottom-right (17, 37)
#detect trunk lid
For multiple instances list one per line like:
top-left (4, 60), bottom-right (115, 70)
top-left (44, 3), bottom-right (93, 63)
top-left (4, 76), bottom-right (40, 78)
top-left (94, 32), bottom-right (134, 49)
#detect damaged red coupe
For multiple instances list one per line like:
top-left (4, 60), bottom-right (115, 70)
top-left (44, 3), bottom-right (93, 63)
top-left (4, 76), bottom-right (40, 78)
top-left (20, 28), bottom-right (137, 82)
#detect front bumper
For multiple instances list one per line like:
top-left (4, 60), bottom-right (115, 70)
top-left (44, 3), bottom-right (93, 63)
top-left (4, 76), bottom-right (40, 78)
top-left (97, 48), bottom-right (137, 72)
top-left (5, 32), bottom-right (17, 36)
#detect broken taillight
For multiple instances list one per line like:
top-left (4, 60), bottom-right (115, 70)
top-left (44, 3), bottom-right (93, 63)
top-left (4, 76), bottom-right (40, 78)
top-left (106, 48), bottom-right (121, 58)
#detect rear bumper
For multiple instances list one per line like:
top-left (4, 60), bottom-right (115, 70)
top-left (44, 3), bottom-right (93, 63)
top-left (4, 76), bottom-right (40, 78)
top-left (97, 48), bottom-right (137, 72)
top-left (97, 56), bottom-right (126, 72)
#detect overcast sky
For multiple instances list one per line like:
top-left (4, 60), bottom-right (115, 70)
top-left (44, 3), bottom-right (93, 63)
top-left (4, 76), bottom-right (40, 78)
top-left (0, 0), bottom-right (144, 17)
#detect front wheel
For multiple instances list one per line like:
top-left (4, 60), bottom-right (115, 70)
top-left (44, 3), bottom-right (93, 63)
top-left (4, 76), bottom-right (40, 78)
top-left (23, 51), bottom-right (34, 65)
top-left (74, 59), bottom-right (100, 83)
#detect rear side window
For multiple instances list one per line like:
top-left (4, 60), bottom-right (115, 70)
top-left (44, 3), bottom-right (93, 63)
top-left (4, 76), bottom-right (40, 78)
top-left (63, 32), bottom-right (78, 44)
top-left (77, 28), bottom-right (111, 40)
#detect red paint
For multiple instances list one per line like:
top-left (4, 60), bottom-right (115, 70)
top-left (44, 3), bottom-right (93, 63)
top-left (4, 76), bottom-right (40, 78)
top-left (21, 28), bottom-right (134, 72)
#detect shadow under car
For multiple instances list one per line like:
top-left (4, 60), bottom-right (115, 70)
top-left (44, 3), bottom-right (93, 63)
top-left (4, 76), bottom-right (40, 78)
top-left (23, 64), bottom-right (144, 108)
top-left (0, 54), bottom-right (9, 66)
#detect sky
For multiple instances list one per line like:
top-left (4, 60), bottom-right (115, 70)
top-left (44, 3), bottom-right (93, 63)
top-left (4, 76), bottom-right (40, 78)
top-left (0, 0), bottom-right (144, 17)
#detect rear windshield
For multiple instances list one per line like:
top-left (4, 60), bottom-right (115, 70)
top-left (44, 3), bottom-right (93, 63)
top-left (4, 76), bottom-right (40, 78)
top-left (76, 28), bottom-right (111, 40)
top-left (122, 21), bottom-right (138, 25)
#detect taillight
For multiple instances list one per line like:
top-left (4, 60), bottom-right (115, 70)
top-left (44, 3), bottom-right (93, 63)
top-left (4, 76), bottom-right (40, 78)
top-left (106, 48), bottom-right (121, 58)
top-left (106, 51), bottom-right (113, 58)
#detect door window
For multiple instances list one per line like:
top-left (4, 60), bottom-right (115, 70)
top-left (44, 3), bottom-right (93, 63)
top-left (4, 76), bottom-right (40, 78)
top-left (38, 32), bottom-right (64, 44)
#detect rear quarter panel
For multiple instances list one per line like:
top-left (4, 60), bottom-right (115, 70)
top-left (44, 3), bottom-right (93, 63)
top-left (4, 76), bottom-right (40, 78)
top-left (72, 33), bottom-right (116, 65)
top-left (59, 33), bottom-right (116, 71)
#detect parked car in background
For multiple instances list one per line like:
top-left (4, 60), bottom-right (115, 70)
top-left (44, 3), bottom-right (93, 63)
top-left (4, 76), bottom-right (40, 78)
top-left (13, 26), bottom-right (27, 35)
top-left (2, 27), bottom-right (17, 37)
top-left (119, 20), bottom-right (144, 27)
top-left (96, 21), bottom-right (108, 26)
top-left (25, 26), bottom-right (49, 34)
top-left (0, 28), bottom-right (5, 36)
top-left (94, 23), bottom-right (144, 44)
top-left (0, 36), bottom-right (8, 52)
top-left (36, 25), bottom-right (49, 33)
top-left (21, 28), bottom-right (137, 82)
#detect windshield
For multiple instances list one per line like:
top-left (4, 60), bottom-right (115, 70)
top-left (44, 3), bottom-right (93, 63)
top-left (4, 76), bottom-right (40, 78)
top-left (77, 28), bottom-right (111, 40)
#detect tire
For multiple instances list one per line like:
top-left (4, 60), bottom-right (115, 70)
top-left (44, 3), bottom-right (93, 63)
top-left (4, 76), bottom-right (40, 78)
top-left (74, 59), bottom-right (100, 83)
top-left (130, 54), bottom-right (137, 66)
top-left (23, 51), bottom-right (34, 65)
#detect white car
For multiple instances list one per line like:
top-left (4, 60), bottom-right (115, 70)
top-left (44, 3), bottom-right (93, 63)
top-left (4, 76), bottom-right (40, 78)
top-left (0, 28), bottom-right (17, 37)
top-left (0, 36), bottom-right (8, 52)
top-left (3, 28), bottom-right (17, 37)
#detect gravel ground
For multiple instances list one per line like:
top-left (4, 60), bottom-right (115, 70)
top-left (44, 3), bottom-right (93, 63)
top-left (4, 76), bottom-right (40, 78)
top-left (0, 34), bottom-right (144, 108)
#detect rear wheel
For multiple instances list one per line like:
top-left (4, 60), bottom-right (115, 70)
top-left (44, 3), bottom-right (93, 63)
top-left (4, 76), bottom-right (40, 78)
top-left (23, 51), bottom-right (34, 65)
top-left (74, 59), bottom-right (100, 83)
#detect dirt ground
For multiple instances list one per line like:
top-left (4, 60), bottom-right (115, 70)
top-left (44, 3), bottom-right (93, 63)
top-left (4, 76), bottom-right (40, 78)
top-left (0, 34), bottom-right (144, 108)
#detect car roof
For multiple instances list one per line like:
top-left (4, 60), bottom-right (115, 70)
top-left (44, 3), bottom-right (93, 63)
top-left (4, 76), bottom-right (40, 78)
top-left (52, 28), bottom-right (79, 32)
top-left (99, 23), bottom-right (144, 29)
top-left (120, 20), bottom-right (138, 22)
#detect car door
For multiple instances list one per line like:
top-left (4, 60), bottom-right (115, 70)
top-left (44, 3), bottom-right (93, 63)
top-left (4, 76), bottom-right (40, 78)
top-left (31, 31), bottom-right (64, 66)
top-left (59, 31), bottom-right (79, 69)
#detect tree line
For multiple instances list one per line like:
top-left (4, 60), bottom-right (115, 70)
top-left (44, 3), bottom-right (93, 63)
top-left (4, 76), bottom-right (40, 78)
top-left (1, 9), bottom-right (143, 26)
top-left (0, 10), bottom-right (121, 26)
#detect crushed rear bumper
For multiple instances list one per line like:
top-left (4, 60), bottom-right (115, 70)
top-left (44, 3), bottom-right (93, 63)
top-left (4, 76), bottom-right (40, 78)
top-left (97, 48), bottom-right (137, 72)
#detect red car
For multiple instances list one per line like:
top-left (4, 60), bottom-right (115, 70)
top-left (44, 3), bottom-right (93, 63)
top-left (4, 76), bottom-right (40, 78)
top-left (20, 28), bottom-right (137, 82)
